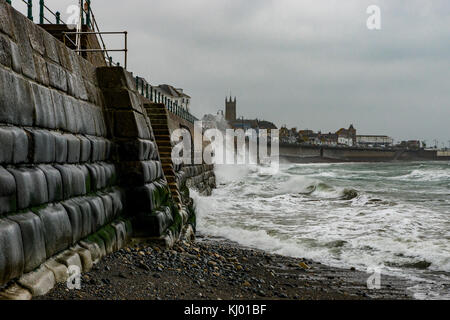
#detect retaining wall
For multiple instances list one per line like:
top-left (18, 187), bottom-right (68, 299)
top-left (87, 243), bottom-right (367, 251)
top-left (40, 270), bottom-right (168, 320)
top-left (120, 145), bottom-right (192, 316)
top-left (0, 2), bottom-right (176, 294)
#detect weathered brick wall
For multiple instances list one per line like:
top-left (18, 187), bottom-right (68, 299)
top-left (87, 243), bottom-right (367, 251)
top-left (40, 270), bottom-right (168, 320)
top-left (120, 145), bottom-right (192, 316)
top-left (0, 3), bottom-right (132, 290)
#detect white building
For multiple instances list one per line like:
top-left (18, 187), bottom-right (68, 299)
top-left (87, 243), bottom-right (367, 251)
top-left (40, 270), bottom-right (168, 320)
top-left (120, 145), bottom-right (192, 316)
top-left (357, 135), bottom-right (393, 147)
top-left (152, 84), bottom-right (191, 112)
top-left (338, 136), bottom-right (353, 147)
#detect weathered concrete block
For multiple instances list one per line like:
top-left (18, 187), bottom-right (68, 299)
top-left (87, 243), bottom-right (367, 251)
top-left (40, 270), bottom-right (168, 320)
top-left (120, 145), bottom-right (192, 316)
top-left (7, 212), bottom-right (46, 273)
top-left (0, 67), bottom-right (34, 126)
top-left (71, 245), bottom-right (93, 272)
top-left (0, 1), bottom-right (14, 37)
top-left (0, 166), bottom-right (16, 214)
top-left (50, 90), bottom-right (67, 130)
top-left (101, 88), bottom-right (142, 112)
top-left (110, 110), bottom-right (151, 139)
top-left (0, 126), bottom-right (28, 164)
top-left (71, 197), bottom-right (94, 238)
top-left (47, 61), bottom-right (67, 92)
top-left (111, 221), bottom-right (127, 250)
top-left (80, 234), bottom-right (106, 262)
top-left (80, 102), bottom-right (97, 136)
top-left (18, 265), bottom-right (55, 297)
top-left (86, 163), bottom-right (106, 191)
top-left (137, 206), bottom-right (173, 237)
top-left (110, 188), bottom-right (124, 219)
top-left (10, 10), bottom-right (36, 79)
top-left (87, 136), bottom-right (106, 162)
top-left (97, 225), bottom-right (117, 254)
top-left (43, 259), bottom-right (68, 283)
top-left (66, 134), bottom-right (81, 163)
top-left (75, 135), bottom-right (90, 162)
top-left (27, 129), bottom-right (55, 163)
top-left (116, 139), bottom-right (156, 161)
top-left (32, 83), bottom-right (56, 129)
top-left (38, 165), bottom-right (63, 203)
top-left (99, 193), bottom-right (114, 223)
top-left (68, 51), bottom-right (88, 100)
top-left (52, 132), bottom-right (68, 163)
top-left (61, 199), bottom-right (83, 245)
top-left (86, 196), bottom-right (106, 232)
top-left (0, 283), bottom-right (32, 300)
top-left (8, 167), bottom-right (48, 209)
top-left (9, 40), bottom-right (21, 73)
top-left (0, 219), bottom-right (24, 286)
top-left (54, 164), bottom-right (87, 199)
top-left (33, 54), bottom-right (50, 86)
top-left (56, 251), bottom-right (82, 271)
top-left (62, 95), bottom-right (78, 133)
top-left (34, 204), bottom-right (72, 258)
top-left (0, 34), bottom-right (11, 68)
top-left (96, 66), bottom-right (135, 90)
top-left (27, 19), bottom-right (45, 55)
top-left (55, 40), bottom-right (72, 71)
top-left (42, 30), bottom-right (59, 63)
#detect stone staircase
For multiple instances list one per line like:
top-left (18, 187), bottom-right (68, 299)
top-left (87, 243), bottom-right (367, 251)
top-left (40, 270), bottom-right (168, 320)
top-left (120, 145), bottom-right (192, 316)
top-left (145, 103), bottom-right (183, 210)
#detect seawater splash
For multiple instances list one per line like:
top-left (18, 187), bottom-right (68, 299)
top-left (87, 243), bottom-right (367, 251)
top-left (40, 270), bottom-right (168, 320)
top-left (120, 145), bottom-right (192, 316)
top-left (194, 161), bottom-right (450, 300)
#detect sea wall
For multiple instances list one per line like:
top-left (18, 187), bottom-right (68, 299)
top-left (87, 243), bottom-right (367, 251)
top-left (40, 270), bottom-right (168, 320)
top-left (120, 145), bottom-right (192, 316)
top-left (0, 2), bottom-right (208, 297)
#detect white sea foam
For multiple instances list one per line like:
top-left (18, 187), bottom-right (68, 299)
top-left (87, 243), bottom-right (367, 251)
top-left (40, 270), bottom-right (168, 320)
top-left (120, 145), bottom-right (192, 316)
top-left (193, 161), bottom-right (450, 299)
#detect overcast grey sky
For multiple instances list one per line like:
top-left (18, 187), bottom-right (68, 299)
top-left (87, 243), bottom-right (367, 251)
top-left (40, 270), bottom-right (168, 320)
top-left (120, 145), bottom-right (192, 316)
top-left (19, 0), bottom-right (450, 144)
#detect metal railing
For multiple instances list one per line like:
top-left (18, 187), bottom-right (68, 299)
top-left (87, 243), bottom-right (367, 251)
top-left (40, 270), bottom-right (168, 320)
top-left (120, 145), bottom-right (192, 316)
top-left (63, 31), bottom-right (128, 69)
top-left (5, 0), bottom-right (126, 68)
top-left (135, 76), bottom-right (198, 124)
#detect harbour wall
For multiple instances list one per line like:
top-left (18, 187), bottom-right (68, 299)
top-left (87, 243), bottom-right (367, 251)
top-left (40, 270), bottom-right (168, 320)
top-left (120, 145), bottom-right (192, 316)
top-left (0, 2), bottom-right (215, 298)
top-left (279, 144), bottom-right (443, 163)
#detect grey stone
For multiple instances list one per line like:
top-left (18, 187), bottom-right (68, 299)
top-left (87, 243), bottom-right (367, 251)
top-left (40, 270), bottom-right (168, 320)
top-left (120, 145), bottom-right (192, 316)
top-left (0, 34), bottom-right (11, 68)
top-left (34, 203), bottom-right (72, 258)
top-left (42, 30), bottom-right (59, 63)
top-left (7, 212), bottom-right (46, 273)
top-left (31, 83), bottom-right (56, 129)
top-left (9, 40), bottom-right (21, 73)
top-left (71, 246), bottom-right (93, 272)
top-left (54, 164), bottom-right (87, 199)
top-left (18, 265), bottom-right (55, 297)
top-left (43, 259), bottom-right (68, 283)
top-left (52, 132), bottom-right (68, 163)
top-left (111, 221), bottom-right (128, 250)
top-left (0, 126), bottom-right (28, 164)
top-left (0, 166), bottom-right (16, 214)
top-left (0, 219), bottom-right (24, 286)
top-left (8, 167), bottom-right (48, 209)
top-left (56, 251), bottom-right (82, 271)
top-left (47, 62), bottom-right (67, 92)
top-left (86, 163), bottom-right (106, 191)
top-left (50, 90), bottom-right (67, 130)
top-left (0, 67), bottom-right (34, 126)
top-left (110, 188), bottom-right (124, 219)
top-left (0, 283), bottom-right (32, 300)
top-left (33, 54), bottom-right (49, 86)
top-left (0, 1), bottom-right (14, 37)
top-left (10, 10), bottom-right (36, 79)
top-left (86, 196), bottom-right (106, 232)
top-left (26, 129), bottom-right (56, 163)
top-left (66, 134), bottom-right (81, 163)
top-left (99, 193), bottom-right (114, 223)
top-left (62, 95), bottom-right (78, 133)
top-left (61, 199), bottom-right (84, 245)
top-left (71, 197), bottom-right (94, 238)
top-left (79, 135), bottom-right (92, 162)
top-left (38, 165), bottom-right (63, 203)
top-left (137, 206), bottom-right (173, 237)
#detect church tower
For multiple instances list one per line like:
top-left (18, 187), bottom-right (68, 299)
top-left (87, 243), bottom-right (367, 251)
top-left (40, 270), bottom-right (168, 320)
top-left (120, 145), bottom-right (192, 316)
top-left (225, 96), bottom-right (237, 122)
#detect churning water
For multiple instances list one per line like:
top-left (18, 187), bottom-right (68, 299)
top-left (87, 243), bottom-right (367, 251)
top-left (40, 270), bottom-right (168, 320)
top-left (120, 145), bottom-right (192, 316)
top-left (193, 161), bottom-right (450, 299)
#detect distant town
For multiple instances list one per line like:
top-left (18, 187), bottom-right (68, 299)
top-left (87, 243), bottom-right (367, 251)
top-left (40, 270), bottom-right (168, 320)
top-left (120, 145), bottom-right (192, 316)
top-left (208, 96), bottom-right (447, 151)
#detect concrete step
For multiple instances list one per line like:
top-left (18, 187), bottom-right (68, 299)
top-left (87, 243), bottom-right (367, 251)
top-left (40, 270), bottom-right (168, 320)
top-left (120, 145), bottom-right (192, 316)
top-left (150, 119), bottom-right (168, 125)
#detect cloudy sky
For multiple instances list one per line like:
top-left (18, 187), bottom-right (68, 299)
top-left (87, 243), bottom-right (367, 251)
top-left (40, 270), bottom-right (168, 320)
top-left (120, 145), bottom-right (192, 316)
top-left (19, 0), bottom-right (450, 145)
